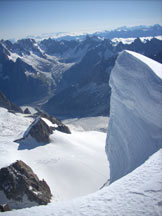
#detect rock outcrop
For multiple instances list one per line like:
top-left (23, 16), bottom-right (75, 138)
top-left (27, 118), bottom-right (53, 143)
top-left (0, 204), bottom-right (11, 212)
top-left (55, 125), bottom-right (71, 134)
top-left (15, 113), bottom-right (70, 150)
top-left (17, 117), bottom-right (53, 144)
top-left (24, 108), bottom-right (31, 114)
top-left (36, 111), bottom-right (71, 134)
top-left (0, 160), bottom-right (52, 209)
top-left (0, 91), bottom-right (23, 113)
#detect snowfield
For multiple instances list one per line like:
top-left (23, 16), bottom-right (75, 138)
top-left (2, 149), bottom-right (162, 216)
top-left (0, 108), bottom-right (109, 202)
top-left (63, 116), bottom-right (109, 132)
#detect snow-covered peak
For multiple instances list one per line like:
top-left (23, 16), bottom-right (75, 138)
top-left (111, 35), bottom-right (162, 45)
top-left (126, 50), bottom-right (162, 79)
top-left (106, 50), bottom-right (162, 183)
top-left (116, 26), bottom-right (129, 31)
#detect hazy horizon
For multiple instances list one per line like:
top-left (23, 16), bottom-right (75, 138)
top-left (1, 0), bottom-right (162, 40)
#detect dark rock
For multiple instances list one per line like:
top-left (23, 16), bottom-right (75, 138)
top-left (0, 160), bottom-right (52, 209)
top-left (0, 204), bottom-right (11, 212)
top-left (40, 38), bottom-right (79, 56)
top-left (0, 204), bottom-right (12, 212)
top-left (24, 108), bottom-right (31, 114)
top-left (27, 118), bottom-right (53, 143)
top-left (19, 117), bottom-right (53, 143)
top-left (55, 125), bottom-right (71, 134)
top-left (36, 110), bottom-right (62, 125)
top-left (0, 91), bottom-right (23, 113)
top-left (35, 111), bottom-right (71, 134)
top-left (15, 117), bottom-right (54, 150)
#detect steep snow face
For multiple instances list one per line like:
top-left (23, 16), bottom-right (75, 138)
top-left (106, 50), bottom-right (162, 183)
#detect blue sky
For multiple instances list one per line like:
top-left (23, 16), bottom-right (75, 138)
top-left (0, 0), bottom-right (162, 40)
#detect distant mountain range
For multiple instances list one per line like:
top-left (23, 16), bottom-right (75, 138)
top-left (23, 24), bottom-right (162, 42)
top-left (0, 24), bottom-right (162, 117)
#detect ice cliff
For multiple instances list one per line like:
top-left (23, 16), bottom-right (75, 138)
top-left (106, 50), bottom-right (162, 183)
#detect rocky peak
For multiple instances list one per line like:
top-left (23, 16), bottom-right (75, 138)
top-left (82, 35), bottom-right (101, 47)
top-left (23, 117), bottom-right (53, 143)
top-left (133, 37), bottom-right (142, 44)
top-left (40, 38), bottom-right (69, 55)
top-left (12, 38), bottom-right (44, 57)
top-left (16, 38), bottom-right (36, 50)
top-left (0, 160), bottom-right (52, 209)
top-left (24, 108), bottom-right (31, 114)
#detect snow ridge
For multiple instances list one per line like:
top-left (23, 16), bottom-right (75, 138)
top-left (106, 50), bottom-right (162, 183)
top-left (126, 50), bottom-right (162, 79)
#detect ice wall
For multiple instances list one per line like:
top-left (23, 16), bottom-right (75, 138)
top-left (106, 50), bottom-right (162, 183)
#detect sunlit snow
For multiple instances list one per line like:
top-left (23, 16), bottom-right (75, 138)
top-left (0, 108), bottom-right (109, 202)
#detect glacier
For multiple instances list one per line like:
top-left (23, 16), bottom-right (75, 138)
top-left (106, 50), bottom-right (162, 183)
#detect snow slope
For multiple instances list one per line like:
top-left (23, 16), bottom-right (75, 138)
top-left (106, 50), bottom-right (162, 183)
top-left (0, 107), bottom-right (109, 203)
top-left (3, 148), bottom-right (162, 216)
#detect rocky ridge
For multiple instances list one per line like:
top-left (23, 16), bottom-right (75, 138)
top-left (16, 117), bottom-right (53, 144)
top-left (0, 160), bottom-right (52, 209)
